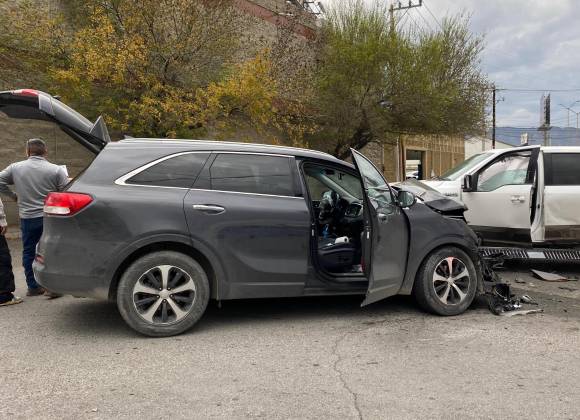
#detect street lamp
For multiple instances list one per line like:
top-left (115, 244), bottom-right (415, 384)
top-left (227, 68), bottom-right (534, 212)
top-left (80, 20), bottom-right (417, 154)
top-left (559, 101), bottom-right (580, 128)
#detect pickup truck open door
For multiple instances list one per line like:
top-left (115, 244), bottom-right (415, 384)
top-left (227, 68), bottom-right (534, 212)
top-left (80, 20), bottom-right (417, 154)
top-left (461, 147), bottom-right (540, 246)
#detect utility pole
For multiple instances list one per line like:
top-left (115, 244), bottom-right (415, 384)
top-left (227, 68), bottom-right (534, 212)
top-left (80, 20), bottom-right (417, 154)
top-left (492, 85), bottom-right (496, 149)
top-left (392, 0), bottom-right (424, 11)
top-left (390, 0), bottom-right (424, 27)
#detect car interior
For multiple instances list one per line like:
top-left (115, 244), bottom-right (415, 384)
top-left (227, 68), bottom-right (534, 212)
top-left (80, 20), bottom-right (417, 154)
top-left (302, 163), bottom-right (366, 276)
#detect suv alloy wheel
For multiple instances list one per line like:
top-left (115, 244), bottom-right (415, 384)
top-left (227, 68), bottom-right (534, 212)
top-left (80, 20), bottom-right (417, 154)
top-left (117, 251), bottom-right (210, 337)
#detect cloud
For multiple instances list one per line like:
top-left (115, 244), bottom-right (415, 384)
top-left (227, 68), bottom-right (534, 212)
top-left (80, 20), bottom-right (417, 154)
top-left (322, 0), bottom-right (580, 127)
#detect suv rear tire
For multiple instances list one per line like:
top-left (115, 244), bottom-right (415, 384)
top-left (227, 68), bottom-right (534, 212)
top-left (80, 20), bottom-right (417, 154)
top-left (413, 247), bottom-right (477, 316)
top-left (117, 251), bottom-right (210, 337)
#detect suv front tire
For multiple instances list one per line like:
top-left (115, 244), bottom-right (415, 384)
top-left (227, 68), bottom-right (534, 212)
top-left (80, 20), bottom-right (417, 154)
top-left (413, 247), bottom-right (477, 316)
top-left (117, 251), bottom-right (210, 337)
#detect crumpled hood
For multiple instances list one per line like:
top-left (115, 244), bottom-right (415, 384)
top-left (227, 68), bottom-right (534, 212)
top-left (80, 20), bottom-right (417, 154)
top-left (396, 179), bottom-right (467, 213)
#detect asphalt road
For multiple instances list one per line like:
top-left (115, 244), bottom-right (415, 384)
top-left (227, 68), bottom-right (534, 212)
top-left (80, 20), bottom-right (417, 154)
top-left (2, 240), bottom-right (580, 419)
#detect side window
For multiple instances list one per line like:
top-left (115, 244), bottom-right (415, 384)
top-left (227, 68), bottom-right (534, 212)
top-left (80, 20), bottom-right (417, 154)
top-left (477, 152), bottom-right (531, 192)
top-left (210, 154), bottom-right (294, 196)
top-left (126, 153), bottom-right (210, 188)
top-left (545, 153), bottom-right (580, 186)
top-left (304, 165), bottom-right (363, 200)
top-left (351, 152), bottom-right (394, 206)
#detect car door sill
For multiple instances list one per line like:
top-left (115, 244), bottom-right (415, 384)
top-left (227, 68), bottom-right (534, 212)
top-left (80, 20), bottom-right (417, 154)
top-left (303, 287), bottom-right (367, 296)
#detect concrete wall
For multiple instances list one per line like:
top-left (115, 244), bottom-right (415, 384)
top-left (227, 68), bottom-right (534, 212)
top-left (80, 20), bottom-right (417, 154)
top-left (0, 114), bottom-right (94, 226)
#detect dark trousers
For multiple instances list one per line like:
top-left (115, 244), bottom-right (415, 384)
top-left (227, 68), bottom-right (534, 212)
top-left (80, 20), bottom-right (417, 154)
top-left (21, 217), bottom-right (43, 290)
top-left (0, 234), bottom-right (15, 302)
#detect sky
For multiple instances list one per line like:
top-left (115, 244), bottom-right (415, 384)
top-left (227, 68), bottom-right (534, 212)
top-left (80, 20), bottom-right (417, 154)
top-left (322, 0), bottom-right (580, 128)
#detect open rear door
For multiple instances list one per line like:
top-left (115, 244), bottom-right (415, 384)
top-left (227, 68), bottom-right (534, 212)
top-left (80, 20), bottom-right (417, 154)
top-left (351, 149), bottom-right (410, 306)
top-left (0, 89), bottom-right (110, 154)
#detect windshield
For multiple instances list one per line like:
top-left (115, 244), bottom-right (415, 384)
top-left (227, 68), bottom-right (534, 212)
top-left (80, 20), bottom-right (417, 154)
top-left (439, 152), bottom-right (493, 181)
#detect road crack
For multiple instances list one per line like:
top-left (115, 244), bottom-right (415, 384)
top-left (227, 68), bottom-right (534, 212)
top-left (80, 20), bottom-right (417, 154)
top-left (331, 331), bottom-right (363, 420)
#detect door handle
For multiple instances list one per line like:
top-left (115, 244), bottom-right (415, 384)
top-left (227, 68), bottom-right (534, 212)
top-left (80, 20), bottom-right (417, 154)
top-left (192, 204), bottom-right (226, 214)
top-left (378, 213), bottom-right (389, 221)
top-left (510, 195), bottom-right (526, 204)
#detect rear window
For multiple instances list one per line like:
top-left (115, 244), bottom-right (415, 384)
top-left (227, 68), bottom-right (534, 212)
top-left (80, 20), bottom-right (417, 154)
top-left (545, 153), bottom-right (580, 186)
top-left (126, 153), bottom-right (209, 188)
top-left (210, 154), bottom-right (294, 196)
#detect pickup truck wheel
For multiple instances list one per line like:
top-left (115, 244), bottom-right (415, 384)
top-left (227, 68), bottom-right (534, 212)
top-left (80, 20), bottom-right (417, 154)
top-left (413, 247), bottom-right (477, 316)
top-left (117, 251), bottom-right (210, 337)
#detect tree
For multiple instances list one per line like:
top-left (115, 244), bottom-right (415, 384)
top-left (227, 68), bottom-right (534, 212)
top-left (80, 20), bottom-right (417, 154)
top-left (49, 0), bottom-right (243, 138)
top-left (0, 0), bottom-right (316, 144)
top-left (311, 0), bottom-right (488, 158)
top-left (0, 1), bottom-right (65, 90)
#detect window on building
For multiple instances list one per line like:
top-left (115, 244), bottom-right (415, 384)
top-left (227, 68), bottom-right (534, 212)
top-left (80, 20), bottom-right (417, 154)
top-left (210, 154), bottom-right (294, 196)
top-left (545, 153), bottom-right (580, 186)
top-left (126, 153), bottom-right (210, 188)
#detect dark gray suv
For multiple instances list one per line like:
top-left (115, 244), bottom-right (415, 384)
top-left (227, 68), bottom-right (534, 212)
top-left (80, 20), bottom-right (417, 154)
top-left (1, 89), bottom-right (482, 337)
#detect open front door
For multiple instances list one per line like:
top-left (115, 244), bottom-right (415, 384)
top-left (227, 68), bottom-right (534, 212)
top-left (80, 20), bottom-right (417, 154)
top-left (351, 150), bottom-right (409, 307)
top-left (461, 148), bottom-right (539, 245)
top-left (0, 89), bottom-right (110, 154)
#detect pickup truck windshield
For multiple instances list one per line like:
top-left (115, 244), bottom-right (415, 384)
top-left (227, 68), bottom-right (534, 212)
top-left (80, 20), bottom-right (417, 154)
top-left (439, 152), bottom-right (493, 181)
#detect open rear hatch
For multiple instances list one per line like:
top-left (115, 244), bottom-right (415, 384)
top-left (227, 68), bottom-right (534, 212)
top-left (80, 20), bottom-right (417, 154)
top-left (0, 89), bottom-right (110, 154)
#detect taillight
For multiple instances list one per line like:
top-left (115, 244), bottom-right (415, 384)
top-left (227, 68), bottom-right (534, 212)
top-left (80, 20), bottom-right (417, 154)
top-left (12, 89), bottom-right (39, 97)
top-left (44, 192), bottom-right (93, 216)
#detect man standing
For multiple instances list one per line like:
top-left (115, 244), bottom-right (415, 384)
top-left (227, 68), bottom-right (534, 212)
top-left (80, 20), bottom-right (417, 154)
top-left (0, 138), bottom-right (68, 297)
top-left (0, 196), bottom-right (22, 306)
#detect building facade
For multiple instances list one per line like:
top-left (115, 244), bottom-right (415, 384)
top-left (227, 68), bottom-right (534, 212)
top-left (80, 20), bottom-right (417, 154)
top-left (464, 136), bottom-right (512, 159)
top-left (361, 134), bottom-right (466, 182)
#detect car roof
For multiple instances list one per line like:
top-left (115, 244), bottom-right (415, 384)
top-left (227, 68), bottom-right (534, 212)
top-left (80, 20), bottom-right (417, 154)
top-left (540, 146), bottom-right (580, 153)
top-left (490, 145), bottom-right (580, 154)
top-left (111, 138), bottom-right (349, 165)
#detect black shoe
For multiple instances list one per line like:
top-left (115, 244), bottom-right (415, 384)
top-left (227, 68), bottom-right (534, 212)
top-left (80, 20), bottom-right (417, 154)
top-left (0, 296), bottom-right (23, 307)
top-left (26, 287), bottom-right (46, 297)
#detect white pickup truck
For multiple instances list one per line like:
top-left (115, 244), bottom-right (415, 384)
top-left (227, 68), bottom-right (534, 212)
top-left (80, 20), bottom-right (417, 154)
top-left (418, 146), bottom-right (580, 258)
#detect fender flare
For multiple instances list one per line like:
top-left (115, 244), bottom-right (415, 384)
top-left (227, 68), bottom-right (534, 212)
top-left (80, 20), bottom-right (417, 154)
top-left (398, 234), bottom-right (481, 295)
top-left (105, 233), bottom-right (228, 300)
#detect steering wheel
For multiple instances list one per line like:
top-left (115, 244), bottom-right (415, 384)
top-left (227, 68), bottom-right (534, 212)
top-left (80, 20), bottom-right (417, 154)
top-left (319, 190), bottom-right (339, 222)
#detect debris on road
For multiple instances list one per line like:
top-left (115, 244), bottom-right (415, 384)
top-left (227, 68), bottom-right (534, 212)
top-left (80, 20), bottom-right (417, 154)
top-left (558, 286), bottom-right (577, 292)
top-left (499, 308), bottom-right (544, 317)
top-left (514, 277), bottom-right (526, 284)
top-left (486, 282), bottom-right (543, 317)
top-left (531, 269), bottom-right (569, 282)
top-left (520, 294), bottom-right (538, 305)
top-left (479, 253), bottom-right (541, 316)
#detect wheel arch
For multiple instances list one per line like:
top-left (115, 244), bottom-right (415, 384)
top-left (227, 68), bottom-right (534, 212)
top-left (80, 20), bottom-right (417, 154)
top-left (108, 241), bottom-right (220, 302)
top-left (398, 238), bottom-right (481, 296)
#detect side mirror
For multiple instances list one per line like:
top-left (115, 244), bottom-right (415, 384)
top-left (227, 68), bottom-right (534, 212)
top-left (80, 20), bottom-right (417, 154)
top-left (397, 190), bottom-right (416, 208)
top-left (462, 174), bottom-right (476, 192)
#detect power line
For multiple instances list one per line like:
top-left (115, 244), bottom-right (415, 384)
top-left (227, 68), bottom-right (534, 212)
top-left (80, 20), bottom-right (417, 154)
top-left (422, 0), bottom-right (444, 31)
top-left (395, 9), bottom-right (410, 29)
top-left (415, 8), bottom-right (434, 31)
top-left (405, 11), bottom-right (422, 33)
